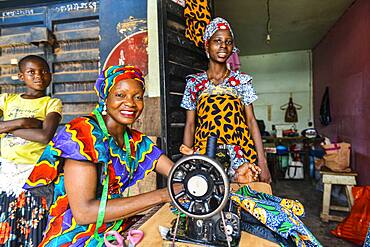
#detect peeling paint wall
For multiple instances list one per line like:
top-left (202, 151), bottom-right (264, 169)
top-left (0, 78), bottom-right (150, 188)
top-left (313, 0), bottom-right (370, 185)
top-left (240, 50), bottom-right (313, 132)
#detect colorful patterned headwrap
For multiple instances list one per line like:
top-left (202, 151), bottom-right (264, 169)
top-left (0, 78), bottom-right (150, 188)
top-left (94, 65), bottom-right (145, 112)
top-left (203, 17), bottom-right (238, 53)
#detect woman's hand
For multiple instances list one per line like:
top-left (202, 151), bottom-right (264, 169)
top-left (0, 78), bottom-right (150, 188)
top-left (233, 163), bottom-right (261, 184)
top-left (258, 159), bottom-right (272, 183)
top-left (179, 144), bottom-right (194, 155)
top-left (161, 183), bottom-right (184, 203)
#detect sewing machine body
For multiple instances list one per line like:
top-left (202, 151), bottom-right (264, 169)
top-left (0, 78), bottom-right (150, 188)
top-left (168, 202), bottom-right (241, 246)
top-left (167, 143), bottom-right (241, 247)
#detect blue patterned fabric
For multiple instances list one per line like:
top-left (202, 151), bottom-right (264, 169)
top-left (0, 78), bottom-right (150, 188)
top-left (364, 224), bottom-right (370, 247)
top-left (231, 186), bottom-right (322, 247)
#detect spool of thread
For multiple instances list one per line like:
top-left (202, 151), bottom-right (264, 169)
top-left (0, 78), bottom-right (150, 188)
top-left (206, 135), bottom-right (218, 159)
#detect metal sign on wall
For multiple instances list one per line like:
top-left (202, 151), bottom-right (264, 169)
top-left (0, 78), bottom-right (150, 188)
top-left (99, 0), bottom-right (147, 74)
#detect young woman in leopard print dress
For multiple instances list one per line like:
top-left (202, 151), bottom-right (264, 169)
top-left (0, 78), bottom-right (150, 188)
top-left (180, 17), bottom-right (271, 183)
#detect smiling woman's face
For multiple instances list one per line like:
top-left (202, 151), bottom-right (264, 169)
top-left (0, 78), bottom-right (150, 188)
top-left (105, 78), bottom-right (144, 126)
top-left (206, 29), bottom-right (233, 63)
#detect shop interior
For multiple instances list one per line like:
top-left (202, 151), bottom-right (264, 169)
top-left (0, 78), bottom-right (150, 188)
top-left (212, 1), bottom-right (367, 246)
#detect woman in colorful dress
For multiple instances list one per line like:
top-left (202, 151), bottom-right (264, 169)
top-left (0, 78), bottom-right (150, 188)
top-left (180, 17), bottom-right (271, 183)
top-left (23, 65), bottom-right (177, 246)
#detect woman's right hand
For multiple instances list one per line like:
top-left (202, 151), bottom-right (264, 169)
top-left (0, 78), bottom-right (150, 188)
top-left (179, 144), bottom-right (194, 155)
top-left (234, 163), bottom-right (261, 184)
top-left (161, 183), bottom-right (183, 203)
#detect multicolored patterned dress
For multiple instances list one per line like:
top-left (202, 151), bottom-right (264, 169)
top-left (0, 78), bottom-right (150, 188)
top-left (23, 116), bottom-right (163, 246)
top-left (181, 69), bottom-right (258, 171)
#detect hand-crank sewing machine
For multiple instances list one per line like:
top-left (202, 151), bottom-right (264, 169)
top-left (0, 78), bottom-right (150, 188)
top-left (166, 136), bottom-right (241, 246)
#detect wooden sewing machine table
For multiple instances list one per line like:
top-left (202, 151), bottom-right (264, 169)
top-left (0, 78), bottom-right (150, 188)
top-left (137, 182), bottom-right (279, 247)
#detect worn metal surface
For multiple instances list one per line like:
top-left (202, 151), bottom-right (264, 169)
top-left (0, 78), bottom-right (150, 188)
top-left (157, 0), bottom-right (208, 162)
top-left (0, 0), bottom-right (99, 124)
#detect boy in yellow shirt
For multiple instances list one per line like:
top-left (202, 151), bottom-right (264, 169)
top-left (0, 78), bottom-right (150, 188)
top-left (0, 55), bottom-right (62, 246)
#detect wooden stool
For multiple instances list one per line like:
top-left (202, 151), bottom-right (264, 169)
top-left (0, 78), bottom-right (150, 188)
top-left (320, 170), bottom-right (357, 222)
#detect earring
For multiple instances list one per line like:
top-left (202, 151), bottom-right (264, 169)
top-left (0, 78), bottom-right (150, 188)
top-left (206, 52), bottom-right (210, 59)
top-left (102, 103), bottom-right (107, 116)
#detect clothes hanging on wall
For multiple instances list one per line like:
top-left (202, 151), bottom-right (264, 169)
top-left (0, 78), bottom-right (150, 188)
top-left (184, 0), bottom-right (211, 47)
top-left (280, 95), bottom-right (302, 123)
top-left (226, 49), bottom-right (241, 70)
top-left (320, 86), bottom-right (331, 126)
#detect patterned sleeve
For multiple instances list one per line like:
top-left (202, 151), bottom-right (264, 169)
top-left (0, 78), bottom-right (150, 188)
top-left (180, 75), bottom-right (197, 111)
top-left (46, 97), bottom-right (62, 115)
top-left (238, 73), bottom-right (258, 105)
top-left (129, 130), bottom-right (164, 187)
top-left (24, 117), bottom-right (108, 189)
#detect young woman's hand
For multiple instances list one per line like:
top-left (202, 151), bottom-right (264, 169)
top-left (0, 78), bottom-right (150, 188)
top-left (161, 183), bottom-right (183, 203)
top-left (233, 163), bottom-right (261, 184)
top-left (258, 159), bottom-right (272, 183)
top-left (179, 144), bottom-right (194, 155)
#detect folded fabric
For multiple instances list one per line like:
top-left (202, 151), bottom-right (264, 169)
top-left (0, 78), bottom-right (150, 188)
top-left (240, 209), bottom-right (295, 246)
top-left (231, 185), bottom-right (322, 247)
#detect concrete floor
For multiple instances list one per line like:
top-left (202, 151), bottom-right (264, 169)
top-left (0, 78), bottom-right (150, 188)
top-left (271, 179), bottom-right (358, 247)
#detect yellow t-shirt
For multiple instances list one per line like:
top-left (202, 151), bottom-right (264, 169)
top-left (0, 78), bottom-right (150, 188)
top-left (0, 93), bottom-right (62, 164)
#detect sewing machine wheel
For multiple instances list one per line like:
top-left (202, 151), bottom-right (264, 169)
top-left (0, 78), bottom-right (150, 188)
top-left (168, 155), bottom-right (230, 219)
top-left (217, 212), bottom-right (240, 240)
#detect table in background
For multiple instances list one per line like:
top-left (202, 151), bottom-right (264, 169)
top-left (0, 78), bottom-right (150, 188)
top-left (263, 136), bottom-right (323, 180)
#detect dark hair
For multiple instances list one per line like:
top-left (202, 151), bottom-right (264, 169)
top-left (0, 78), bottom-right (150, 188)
top-left (18, 55), bottom-right (50, 72)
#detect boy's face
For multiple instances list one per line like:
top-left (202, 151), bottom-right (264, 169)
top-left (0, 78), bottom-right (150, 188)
top-left (18, 60), bottom-right (51, 92)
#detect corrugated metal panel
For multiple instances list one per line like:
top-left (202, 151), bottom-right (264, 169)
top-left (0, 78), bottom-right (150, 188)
top-left (0, 0), bottom-right (99, 124)
top-left (158, 0), bottom-right (209, 158)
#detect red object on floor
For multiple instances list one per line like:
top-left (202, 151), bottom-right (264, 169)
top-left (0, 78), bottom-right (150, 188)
top-left (331, 186), bottom-right (370, 245)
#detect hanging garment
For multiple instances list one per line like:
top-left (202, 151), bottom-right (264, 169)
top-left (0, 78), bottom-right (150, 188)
top-left (184, 0), bottom-right (211, 47)
top-left (227, 51), bottom-right (241, 70)
top-left (320, 86), bottom-right (331, 126)
top-left (280, 97), bottom-right (301, 123)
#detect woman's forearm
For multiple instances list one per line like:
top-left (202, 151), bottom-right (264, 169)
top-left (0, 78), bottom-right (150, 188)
top-left (74, 188), bottom-right (167, 225)
top-left (0, 118), bottom-right (41, 134)
top-left (183, 125), bottom-right (195, 147)
top-left (183, 110), bottom-right (196, 147)
top-left (64, 158), bottom-right (172, 225)
top-left (249, 118), bottom-right (266, 162)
